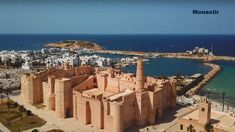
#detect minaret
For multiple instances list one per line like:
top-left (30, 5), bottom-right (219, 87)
top-left (136, 57), bottom-right (145, 92)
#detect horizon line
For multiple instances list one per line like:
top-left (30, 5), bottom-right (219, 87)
top-left (0, 33), bottom-right (235, 35)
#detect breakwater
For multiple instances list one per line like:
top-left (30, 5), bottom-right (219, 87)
top-left (186, 63), bottom-right (221, 96)
top-left (95, 50), bottom-right (235, 62)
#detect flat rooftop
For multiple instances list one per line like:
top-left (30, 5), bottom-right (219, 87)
top-left (81, 88), bottom-right (114, 99)
top-left (108, 89), bottom-right (134, 101)
top-left (182, 109), bottom-right (235, 131)
top-left (81, 88), bottom-right (134, 102)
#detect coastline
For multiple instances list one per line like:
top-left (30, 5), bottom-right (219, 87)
top-left (95, 49), bottom-right (235, 62)
top-left (43, 44), bottom-right (231, 101)
top-left (192, 95), bottom-right (235, 116)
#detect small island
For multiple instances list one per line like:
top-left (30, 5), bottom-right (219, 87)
top-left (45, 40), bottom-right (103, 50)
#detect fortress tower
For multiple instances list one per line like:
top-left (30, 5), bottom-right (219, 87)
top-left (198, 98), bottom-right (211, 124)
top-left (136, 57), bottom-right (145, 92)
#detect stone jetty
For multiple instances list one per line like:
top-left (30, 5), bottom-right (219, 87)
top-left (186, 63), bottom-right (221, 96)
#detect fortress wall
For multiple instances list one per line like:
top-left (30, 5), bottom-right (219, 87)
top-left (64, 68), bottom-right (75, 77)
top-left (42, 82), bottom-right (49, 105)
top-left (75, 66), bottom-right (95, 76)
top-left (76, 99), bottom-right (91, 124)
top-left (105, 77), bottom-right (135, 93)
top-left (119, 79), bottom-right (135, 91)
top-left (121, 93), bottom-right (137, 129)
top-left (55, 79), bottom-right (72, 118)
top-left (96, 74), bottom-right (107, 92)
top-left (103, 101), bottom-right (113, 131)
top-left (31, 76), bottom-right (43, 104)
top-left (73, 92), bottom-right (78, 119)
top-left (161, 81), bottom-right (177, 109)
top-left (135, 92), bottom-right (151, 126)
top-left (160, 81), bottom-right (172, 110)
top-left (20, 66), bottom-right (95, 105)
top-left (106, 77), bottom-right (119, 92)
top-left (90, 100), bottom-right (104, 129)
top-left (25, 77), bottom-right (34, 104)
top-left (51, 69), bottom-right (66, 78)
top-left (69, 75), bottom-right (89, 88)
top-left (48, 76), bottom-right (55, 93)
top-left (21, 74), bottom-right (34, 104)
top-left (149, 90), bottom-right (164, 120)
top-left (170, 80), bottom-right (177, 108)
top-left (109, 102), bottom-right (124, 132)
top-left (73, 75), bottom-right (96, 91)
top-left (21, 75), bottom-right (29, 101)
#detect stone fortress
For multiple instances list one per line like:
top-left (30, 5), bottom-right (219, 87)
top-left (21, 58), bottom-right (177, 132)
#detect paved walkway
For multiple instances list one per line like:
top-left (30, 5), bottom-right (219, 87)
top-left (0, 123), bottom-right (11, 132)
top-left (10, 94), bottom-right (103, 132)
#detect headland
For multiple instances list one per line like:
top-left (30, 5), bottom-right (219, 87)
top-left (45, 40), bottom-right (103, 50)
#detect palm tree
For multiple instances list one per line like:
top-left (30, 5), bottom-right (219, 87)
top-left (5, 87), bottom-right (11, 100)
top-left (0, 83), bottom-right (3, 105)
top-left (176, 71), bottom-right (182, 85)
top-left (5, 87), bottom-right (12, 116)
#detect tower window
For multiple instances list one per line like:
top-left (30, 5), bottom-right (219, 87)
top-left (201, 108), bottom-right (205, 112)
top-left (93, 78), bottom-right (97, 83)
top-left (180, 124), bottom-right (183, 130)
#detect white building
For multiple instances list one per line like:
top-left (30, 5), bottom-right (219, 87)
top-left (22, 61), bottom-right (33, 70)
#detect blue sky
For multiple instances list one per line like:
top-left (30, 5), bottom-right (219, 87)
top-left (0, 0), bottom-right (235, 34)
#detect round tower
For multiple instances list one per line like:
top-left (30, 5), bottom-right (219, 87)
top-left (136, 57), bottom-right (145, 92)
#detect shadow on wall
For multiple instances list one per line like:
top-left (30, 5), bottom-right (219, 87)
top-left (124, 104), bottom-right (187, 132)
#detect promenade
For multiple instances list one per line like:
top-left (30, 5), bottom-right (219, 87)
top-left (0, 123), bottom-right (10, 132)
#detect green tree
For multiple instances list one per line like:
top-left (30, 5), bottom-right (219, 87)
top-left (187, 125), bottom-right (196, 132)
top-left (4, 87), bottom-right (12, 115)
top-left (205, 123), bottom-right (214, 132)
top-left (32, 129), bottom-right (39, 132)
top-left (19, 105), bottom-right (26, 112)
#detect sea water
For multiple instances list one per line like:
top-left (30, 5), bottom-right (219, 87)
top-left (0, 34), bottom-right (235, 105)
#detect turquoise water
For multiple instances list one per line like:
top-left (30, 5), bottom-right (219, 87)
top-left (202, 61), bottom-right (235, 106)
top-left (123, 58), bottom-right (211, 77)
top-left (122, 58), bottom-right (235, 106)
